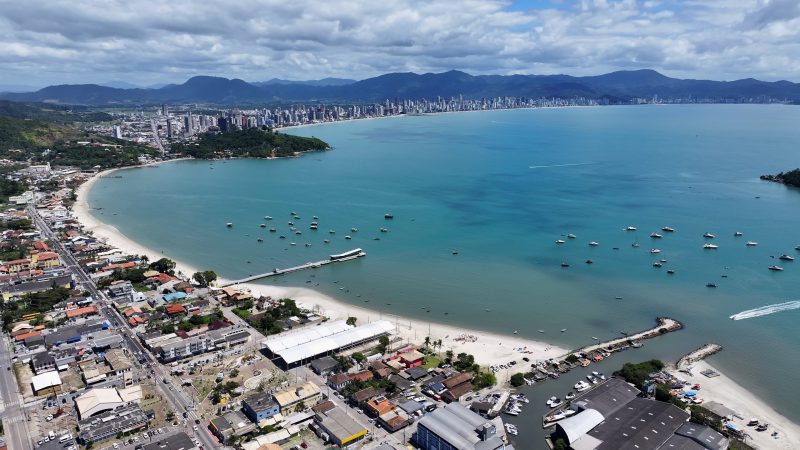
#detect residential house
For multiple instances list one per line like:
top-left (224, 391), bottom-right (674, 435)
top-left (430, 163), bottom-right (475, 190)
top-left (241, 391), bottom-right (280, 423)
top-left (273, 382), bottom-right (322, 413)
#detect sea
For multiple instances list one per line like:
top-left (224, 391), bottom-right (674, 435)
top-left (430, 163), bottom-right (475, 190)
top-left (88, 105), bottom-right (800, 448)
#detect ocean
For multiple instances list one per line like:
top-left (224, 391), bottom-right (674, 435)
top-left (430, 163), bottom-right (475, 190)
top-left (88, 105), bottom-right (800, 446)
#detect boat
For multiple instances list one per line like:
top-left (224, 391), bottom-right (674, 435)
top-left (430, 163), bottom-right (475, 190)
top-left (269, 228), bottom-right (276, 232)
top-left (323, 239), bottom-right (330, 244)
top-left (313, 216), bottom-right (318, 220)
top-left (504, 423), bottom-right (518, 434)
top-left (546, 397), bottom-right (564, 408)
top-left (574, 381), bottom-right (590, 391)
top-left (260, 224), bottom-right (266, 228)
top-left (703, 232), bottom-right (715, 239)
top-left (778, 254), bottom-right (794, 261)
top-left (226, 223), bottom-right (233, 227)
top-left (305, 243), bottom-right (312, 247)
top-left (288, 221), bottom-right (294, 226)
top-left (309, 225), bottom-right (318, 230)
top-left (329, 230), bottom-right (336, 234)
top-left (662, 226), bottom-right (675, 232)
top-left (589, 241), bottom-right (599, 247)
top-left (653, 262), bottom-right (662, 268)
top-left (585, 259), bottom-right (593, 264)
top-left (257, 238), bottom-right (263, 242)
top-left (351, 227), bottom-right (359, 232)
top-left (746, 241), bottom-right (758, 246)
top-left (295, 231), bottom-right (302, 235)
top-left (344, 236), bottom-right (352, 240)
top-left (279, 235), bottom-right (286, 239)
top-left (587, 375), bottom-right (598, 384)
top-left (632, 243), bottom-right (640, 248)
top-left (555, 239), bottom-right (566, 244)
top-left (380, 228), bottom-right (388, 233)
top-left (706, 282), bottom-right (717, 288)
top-left (545, 411), bottom-right (567, 422)
top-left (264, 216), bottom-right (272, 220)
top-left (768, 265), bottom-right (784, 271)
top-left (290, 211), bottom-right (297, 215)
top-left (561, 262), bottom-right (570, 267)
top-left (591, 336), bottom-right (598, 340)
top-left (703, 243), bottom-right (719, 249)
top-left (592, 371), bottom-right (606, 380)
top-left (511, 394), bottom-right (529, 403)
top-left (561, 328), bottom-right (567, 332)
top-left (565, 392), bottom-right (576, 400)
top-left (290, 242), bottom-right (296, 246)
top-left (384, 213), bottom-right (394, 219)
top-left (734, 231), bottom-right (743, 236)
top-left (796, 245), bottom-right (800, 251)
top-left (650, 233), bottom-right (662, 239)
top-left (667, 269), bottom-right (675, 274)
top-left (650, 248), bottom-right (661, 254)
top-left (567, 233), bottom-right (577, 239)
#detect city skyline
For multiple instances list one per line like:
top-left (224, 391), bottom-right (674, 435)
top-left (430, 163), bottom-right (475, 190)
top-left (2, 0), bottom-right (800, 89)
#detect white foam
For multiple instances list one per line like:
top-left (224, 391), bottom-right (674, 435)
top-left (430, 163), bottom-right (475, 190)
top-left (729, 300), bottom-right (800, 320)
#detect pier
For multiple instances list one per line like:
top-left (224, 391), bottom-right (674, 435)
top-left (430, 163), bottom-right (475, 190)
top-left (220, 249), bottom-right (366, 287)
top-left (676, 343), bottom-right (723, 371)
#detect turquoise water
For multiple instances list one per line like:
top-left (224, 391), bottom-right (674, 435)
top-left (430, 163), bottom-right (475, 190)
top-left (89, 105), bottom-right (800, 438)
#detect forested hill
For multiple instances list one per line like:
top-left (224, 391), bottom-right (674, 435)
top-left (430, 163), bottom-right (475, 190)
top-left (170, 128), bottom-right (330, 159)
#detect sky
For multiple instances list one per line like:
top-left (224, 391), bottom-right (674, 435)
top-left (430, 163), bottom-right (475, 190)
top-left (2, 0), bottom-right (800, 89)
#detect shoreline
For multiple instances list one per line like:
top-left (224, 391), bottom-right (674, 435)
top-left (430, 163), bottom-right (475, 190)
top-left (72, 162), bottom-right (569, 368)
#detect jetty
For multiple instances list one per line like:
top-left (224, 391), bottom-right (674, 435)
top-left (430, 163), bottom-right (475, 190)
top-left (220, 248), bottom-right (366, 287)
top-left (676, 343), bottom-right (723, 370)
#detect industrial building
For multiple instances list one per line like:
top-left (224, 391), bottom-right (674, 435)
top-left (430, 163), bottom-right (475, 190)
top-left (142, 432), bottom-right (197, 450)
top-left (314, 407), bottom-right (368, 446)
top-left (415, 403), bottom-right (511, 450)
top-left (77, 404), bottom-right (151, 444)
top-left (263, 320), bottom-right (394, 368)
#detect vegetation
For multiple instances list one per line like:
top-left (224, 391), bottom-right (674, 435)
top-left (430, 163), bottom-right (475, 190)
top-left (761, 168), bottom-right (800, 188)
top-left (170, 127), bottom-right (329, 159)
top-left (0, 101), bottom-right (114, 124)
top-left (1, 286), bottom-right (71, 330)
top-left (340, 377), bottom-right (396, 398)
top-left (0, 165), bottom-right (27, 203)
top-left (614, 359), bottom-right (665, 390)
top-left (192, 270), bottom-right (217, 286)
top-left (149, 257), bottom-right (176, 276)
top-left (346, 316), bottom-right (357, 326)
top-left (509, 373), bottom-right (526, 387)
top-left (689, 405), bottom-right (722, 429)
top-left (351, 352), bottom-right (366, 363)
top-left (376, 335), bottom-right (390, 353)
top-left (473, 371), bottom-right (497, 389)
top-left (247, 298), bottom-right (305, 336)
top-left (1, 218), bottom-right (33, 230)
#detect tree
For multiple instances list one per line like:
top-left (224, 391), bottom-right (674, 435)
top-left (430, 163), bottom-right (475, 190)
top-left (335, 355), bottom-right (353, 372)
top-left (161, 323), bottom-right (175, 334)
top-left (193, 270), bottom-right (218, 286)
top-left (424, 336), bottom-right (431, 349)
top-left (444, 350), bottom-right (454, 365)
top-left (510, 373), bottom-right (526, 387)
top-left (346, 316), bottom-right (357, 326)
top-left (230, 368), bottom-right (240, 379)
top-left (376, 335), bottom-right (390, 353)
top-left (473, 372), bottom-right (497, 389)
top-left (149, 258), bottom-right (176, 276)
top-left (352, 352), bottom-right (366, 363)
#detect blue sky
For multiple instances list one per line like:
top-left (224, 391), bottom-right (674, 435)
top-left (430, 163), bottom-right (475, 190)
top-left (1, 0), bottom-right (799, 89)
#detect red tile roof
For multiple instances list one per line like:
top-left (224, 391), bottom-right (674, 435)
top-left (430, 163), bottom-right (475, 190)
top-left (66, 306), bottom-right (98, 318)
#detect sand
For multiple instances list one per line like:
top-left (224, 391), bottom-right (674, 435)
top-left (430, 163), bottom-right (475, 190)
top-left (668, 360), bottom-right (800, 449)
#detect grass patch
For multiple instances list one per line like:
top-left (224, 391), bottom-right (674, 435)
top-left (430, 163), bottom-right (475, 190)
top-left (421, 356), bottom-right (441, 369)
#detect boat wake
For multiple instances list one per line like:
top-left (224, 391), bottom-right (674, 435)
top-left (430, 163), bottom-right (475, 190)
top-left (729, 300), bottom-right (800, 320)
top-left (529, 163), bottom-right (594, 169)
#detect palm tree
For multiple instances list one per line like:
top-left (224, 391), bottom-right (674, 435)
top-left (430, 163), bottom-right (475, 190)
top-left (424, 336), bottom-right (431, 349)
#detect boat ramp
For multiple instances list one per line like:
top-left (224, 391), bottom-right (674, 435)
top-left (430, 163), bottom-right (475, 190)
top-left (220, 248), bottom-right (366, 287)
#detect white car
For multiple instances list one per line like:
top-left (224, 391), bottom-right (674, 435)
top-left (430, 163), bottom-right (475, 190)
top-left (193, 425), bottom-right (198, 431)
top-left (113, 444), bottom-right (119, 449)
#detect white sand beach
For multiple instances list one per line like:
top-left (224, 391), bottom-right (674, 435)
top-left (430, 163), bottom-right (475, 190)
top-left (668, 360), bottom-right (800, 449)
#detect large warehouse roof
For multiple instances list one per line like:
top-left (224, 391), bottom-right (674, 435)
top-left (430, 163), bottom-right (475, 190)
top-left (266, 320), bottom-right (394, 365)
top-left (31, 371), bottom-right (61, 392)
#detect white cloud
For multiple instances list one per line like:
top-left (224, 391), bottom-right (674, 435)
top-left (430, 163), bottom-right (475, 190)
top-left (0, 0), bottom-right (798, 87)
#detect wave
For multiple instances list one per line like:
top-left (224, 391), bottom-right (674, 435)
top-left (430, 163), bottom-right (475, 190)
top-left (529, 162), bottom-right (594, 169)
top-left (729, 300), bottom-right (800, 320)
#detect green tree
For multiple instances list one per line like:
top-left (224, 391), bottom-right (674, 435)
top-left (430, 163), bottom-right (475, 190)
top-left (352, 352), bottom-right (366, 363)
top-left (149, 258), bottom-right (176, 275)
top-left (230, 368), bottom-right (240, 379)
top-left (510, 373), bottom-right (526, 387)
top-left (161, 323), bottom-right (175, 334)
top-left (473, 372), bottom-right (497, 389)
top-left (377, 335), bottom-right (390, 353)
top-left (346, 316), bottom-right (357, 326)
top-left (424, 336), bottom-right (431, 349)
top-left (444, 350), bottom-right (454, 365)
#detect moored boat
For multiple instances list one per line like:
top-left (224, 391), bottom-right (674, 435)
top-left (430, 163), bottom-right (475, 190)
top-left (650, 233), bottom-right (662, 239)
top-left (703, 232), bottom-right (715, 238)
top-left (768, 265), bottom-right (784, 271)
top-left (778, 254), bottom-right (794, 261)
top-left (662, 226), bottom-right (675, 232)
top-left (650, 248), bottom-right (661, 254)
top-left (703, 243), bottom-right (719, 249)
top-left (589, 241), bottom-right (599, 247)
top-left (746, 241), bottom-right (758, 246)
top-left (625, 226), bottom-right (637, 231)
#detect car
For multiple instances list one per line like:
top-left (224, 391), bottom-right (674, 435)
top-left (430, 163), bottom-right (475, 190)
top-left (169, 386), bottom-right (174, 390)
top-left (193, 425), bottom-right (198, 431)
top-left (195, 419), bottom-right (200, 424)
top-left (113, 444), bottom-right (119, 449)
top-left (425, 405), bottom-right (438, 412)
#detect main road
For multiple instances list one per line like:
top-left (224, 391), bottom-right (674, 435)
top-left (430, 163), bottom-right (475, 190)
top-left (27, 207), bottom-right (221, 450)
top-left (0, 334), bottom-right (34, 450)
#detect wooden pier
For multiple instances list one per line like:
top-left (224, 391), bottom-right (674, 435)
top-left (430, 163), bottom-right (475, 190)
top-left (220, 250), bottom-right (366, 287)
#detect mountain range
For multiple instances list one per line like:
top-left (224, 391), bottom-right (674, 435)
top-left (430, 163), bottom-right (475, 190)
top-left (2, 70), bottom-right (799, 106)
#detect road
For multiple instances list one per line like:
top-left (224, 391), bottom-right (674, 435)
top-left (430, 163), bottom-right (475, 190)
top-left (0, 334), bottom-right (33, 450)
top-left (27, 207), bottom-right (221, 450)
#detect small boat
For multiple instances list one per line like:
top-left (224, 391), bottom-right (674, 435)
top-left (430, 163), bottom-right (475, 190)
top-left (545, 411), bottom-right (567, 422)
top-left (591, 336), bottom-right (598, 340)
top-left (260, 224), bottom-right (266, 228)
top-left (703, 243), bottom-right (718, 249)
top-left (264, 216), bottom-right (272, 220)
top-left (585, 259), bottom-right (593, 264)
top-left (279, 235), bottom-right (286, 239)
top-left (555, 239), bottom-right (566, 244)
top-left (768, 265), bottom-right (784, 271)
top-left (650, 233), bottom-right (662, 239)
top-left (561, 328), bottom-right (567, 332)
top-left (746, 241), bottom-right (758, 246)
top-left (345, 235), bottom-right (352, 240)
top-left (667, 269), bottom-right (675, 274)
top-left (653, 262), bottom-right (662, 268)
top-left (313, 216), bottom-right (319, 220)
top-left (323, 239), bottom-right (330, 244)
top-left (567, 233), bottom-right (577, 239)
top-left (290, 211), bottom-right (297, 215)
top-left (257, 238), bottom-right (263, 242)
top-left (625, 226), bottom-right (637, 231)
top-left (561, 262), bottom-right (570, 268)
top-left (574, 381), bottom-right (590, 391)
top-left (329, 229), bottom-right (336, 234)
top-left (662, 226), bottom-right (675, 232)
top-left (226, 222), bottom-right (233, 227)
top-left (703, 232), bottom-right (715, 239)
top-left (384, 213), bottom-right (394, 219)
top-left (778, 254), bottom-right (794, 261)
top-left (734, 231), bottom-right (743, 236)
top-left (380, 228), bottom-right (388, 233)
top-left (565, 392), bottom-right (575, 400)
top-left (706, 282), bottom-right (717, 288)
top-left (269, 228), bottom-right (276, 232)
top-left (592, 371), bottom-right (606, 380)
top-left (589, 241), bottom-right (599, 247)
top-left (650, 248), bottom-right (661, 254)
top-left (295, 231), bottom-right (302, 235)
top-left (632, 243), bottom-right (640, 248)
top-left (351, 227), bottom-right (358, 232)
top-left (587, 375), bottom-right (597, 384)
top-left (290, 242), bottom-right (296, 246)
top-left (796, 245), bottom-right (800, 251)
top-left (288, 221), bottom-right (294, 226)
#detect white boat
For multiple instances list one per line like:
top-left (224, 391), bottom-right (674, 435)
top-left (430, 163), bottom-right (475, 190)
top-left (567, 233), bottom-right (577, 239)
top-left (351, 227), bottom-right (359, 232)
top-left (796, 245), bottom-right (800, 251)
top-left (264, 216), bottom-right (272, 220)
top-left (329, 229), bottom-right (336, 234)
top-left (662, 226), bottom-right (675, 232)
top-left (574, 381), bottom-right (590, 391)
top-left (650, 233), bottom-right (662, 239)
top-left (734, 231), bottom-right (743, 236)
top-left (345, 236), bottom-right (352, 240)
top-left (703, 243), bottom-right (719, 249)
top-left (746, 241), bottom-right (758, 246)
top-left (565, 392), bottom-right (575, 400)
top-left (545, 411), bottom-right (567, 422)
top-left (625, 226), bottom-right (637, 231)
top-left (650, 248), bottom-right (661, 254)
top-left (555, 239), bottom-right (566, 244)
top-left (589, 241), bottom-right (599, 247)
top-left (768, 266), bottom-right (784, 271)
top-left (226, 222), bottom-right (233, 227)
top-left (778, 254), bottom-right (794, 261)
top-left (587, 375), bottom-right (598, 384)
top-left (592, 371), bottom-right (606, 380)
top-left (703, 232), bottom-right (715, 238)
top-left (632, 243), bottom-right (640, 248)
top-left (546, 396), bottom-right (558, 407)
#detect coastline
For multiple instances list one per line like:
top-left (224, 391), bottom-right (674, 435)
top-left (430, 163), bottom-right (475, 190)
top-left (72, 161), bottom-right (800, 439)
top-left (72, 161), bottom-right (568, 368)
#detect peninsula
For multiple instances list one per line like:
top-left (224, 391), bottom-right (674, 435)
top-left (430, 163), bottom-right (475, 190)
top-left (760, 168), bottom-right (800, 188)
top-left (170, 127), bottom-right (330, 159)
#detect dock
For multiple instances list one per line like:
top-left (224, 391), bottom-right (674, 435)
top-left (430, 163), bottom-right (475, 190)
top-left (220, 249), bottom-right (366, 287)
top-left (676, 343), bottom-right (723, 371)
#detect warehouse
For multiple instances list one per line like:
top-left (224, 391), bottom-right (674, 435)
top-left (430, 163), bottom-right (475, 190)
top-left (263, 320), bottom-right (394, 368)
top-left (314, 407), bottom-right (368, 446)
top-left (416, 403), bottom-right (509, 450)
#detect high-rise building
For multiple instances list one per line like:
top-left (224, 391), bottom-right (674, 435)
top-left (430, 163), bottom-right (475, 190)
top-left (113, 125), bottom-right (122, 139)
top-left (166, 119), bottom-right (172, 138)
top-left (161, 104), bottom-right (169, 116)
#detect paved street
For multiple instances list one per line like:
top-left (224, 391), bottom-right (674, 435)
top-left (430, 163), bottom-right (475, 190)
top-left (0, 335), bottom-right (33, 450)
